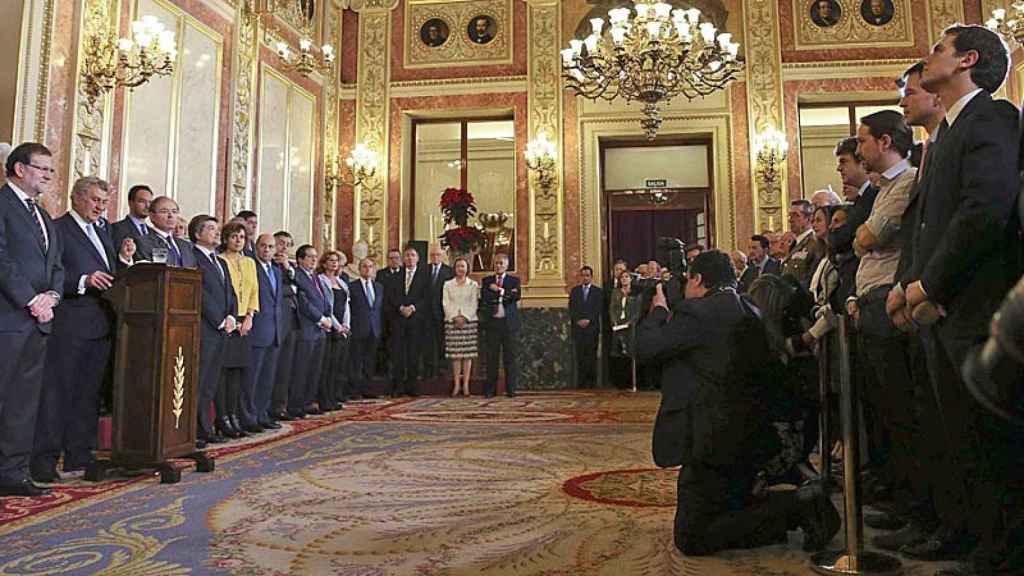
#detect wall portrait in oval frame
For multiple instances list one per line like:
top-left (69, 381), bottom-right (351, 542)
top-left (467, 15), bottom-right (497, 45)
top-left (420, 18), bottom-right (451, 48)
top-left (860, 0), bottom-right (895, 26)
top-left (809, 0), bottom-right (842, 28)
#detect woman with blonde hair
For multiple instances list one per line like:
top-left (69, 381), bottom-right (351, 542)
top-left (442, 256), bottom-right (479, 396)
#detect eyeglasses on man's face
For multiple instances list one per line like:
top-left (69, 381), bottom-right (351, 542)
top-left (25, 163), bottom-right (55, 175)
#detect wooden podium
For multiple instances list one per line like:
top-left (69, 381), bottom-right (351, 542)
top-left (86, 263), bottom-right (214, 483)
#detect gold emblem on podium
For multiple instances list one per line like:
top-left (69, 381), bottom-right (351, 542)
top-left (172, 347), bottom-right (185, 429)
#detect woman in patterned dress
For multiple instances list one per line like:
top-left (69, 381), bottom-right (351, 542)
top-left (442, 257), bottom-right (479, 396)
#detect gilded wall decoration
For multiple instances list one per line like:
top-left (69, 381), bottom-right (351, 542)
top-left (743, 0), bottom-right (786, 232)
top-left (14, 0), bottom-right (54, 144)
top-left (927, 0), bottom-right (965, 43)
top-left (321, 0), bottom-right (342, 247)
top-left (404, 0), bottom-right (513, 69)
top-left (793, 0), bottom-right (913, 49)
top-left (526, 0), bottom-right (563, 289)
top-left (230, 0), bottom-right (260, 214)
top-left (71, 0), bottom-right (116, 183)
top-left (352, 0), bottom-right (399, 262)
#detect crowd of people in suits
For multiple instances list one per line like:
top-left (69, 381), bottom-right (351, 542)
top-left (565, 25), bottom-right (1023, 574)
top-left (0, 146), bottom-right (522, 498)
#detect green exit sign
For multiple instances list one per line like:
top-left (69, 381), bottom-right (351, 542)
top-left (645, 179), bottom-right (667, 188)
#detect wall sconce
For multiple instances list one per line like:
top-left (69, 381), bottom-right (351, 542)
top-left (273, 34), bottom-right (335, 78)
top-left (524, 132), bottom-right (558, 190)
top-left (81, 13), bottom-right (177, 110)
top-left (753, 126), bottom-right (788, 190)
top-left (987, 4), bottom-right (1024, 45)
top-left (326, 143), bottom-right (378, 190)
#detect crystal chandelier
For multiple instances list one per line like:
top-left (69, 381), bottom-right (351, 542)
top-left (524, 132), bottom-right (558, 190)
top-left (561, 3), bottom-right (742, 140)
top-left (986, 4), bottom-right (1024, 46)
top-left (81, 14), bottom-right (177, 109)
top-left (326, 143), bottom-right (379, 190)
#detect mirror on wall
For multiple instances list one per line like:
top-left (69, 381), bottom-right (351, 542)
top-left (413, 118), bottom-right (515, 271)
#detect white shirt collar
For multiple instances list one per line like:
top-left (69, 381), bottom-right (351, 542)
top-left (858, 180), bottom-right (871, 195)
top-left (880, 158), bottom-right (911, 181)
top-left (128, 214), bottom-right (148, 227)
top-left (7, 181), bottom-right (33, 204)
top-left (945, 88), bottom-right (983, 128)
top-left (69, 208), bottom-right (93, 232)
top-left (153, 227), bottom-right (174, 242)
top-left (196, 245), bottom-right (217, 260)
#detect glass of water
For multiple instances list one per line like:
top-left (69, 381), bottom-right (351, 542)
top-left (151, 246), bottom-right (169, 264)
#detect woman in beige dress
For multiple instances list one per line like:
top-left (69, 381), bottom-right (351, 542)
top-left (442, 257), bottom-right (479, 396)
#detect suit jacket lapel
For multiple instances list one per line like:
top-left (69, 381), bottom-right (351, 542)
top-left (66, 217), bottom-right (110, 271)
top-left (3, 186), bottom-right (47, 255)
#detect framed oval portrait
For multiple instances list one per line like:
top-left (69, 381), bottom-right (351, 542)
top-left (467, 15), bottom-right (497, 45)
top-left (420, 18), bottom-right (450, 48)
top-left (861, 0), bottom-right (895, 26)
top-left (809, 0), bottom-right (841, 28)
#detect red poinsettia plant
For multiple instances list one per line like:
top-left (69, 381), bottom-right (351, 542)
top-left (438, 187), bottom-right (483, 253)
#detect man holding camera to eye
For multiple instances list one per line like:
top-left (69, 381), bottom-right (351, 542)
top-left (636, 250), bottom-right (840, 556)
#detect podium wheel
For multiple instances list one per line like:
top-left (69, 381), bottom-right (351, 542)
top-left (158, 464), bottom-right (182, 484)
top-left (187, 452), bottom-right (216, 473)
top-left (84, 461), bottom-right (110, 482)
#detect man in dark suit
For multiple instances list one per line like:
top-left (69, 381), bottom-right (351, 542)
top-left (386, 246), bottom-right (429, 396)
top-left (289, 244), bottom-right (333, 416)
top-left (782, 199), bottom-right (824, 291)
top-left (30, 177), bottom-right (134, 483)
top-left (190, 215), bottom-right (237, 447)
top-left (349, 257), bottom-right (383, 399)
top-left (376, 248), bottom-right (403, 385)
top-left (136, 196), bottom-right (197, 268)
top-left (569, 266), bottom-right (603, 387)
top-left (636, 250), bottom-right (840, 556)
top-left (236, 210), bottom-right (258, 257)
top-left (738, 235), bottom-right (782, 293)
top-left (248, 234), bottom-right (286, 430)
top-left (271, 231), bottom-right (301, 420)
top-left (424, 244), bottom-right (453, 378)
top-left (0, 143), bottom-right (64, 497)
top-left (110, 184), bottom-right (153, 251)
top-left (481, 253), bottom-right (521, 397)
top-left (891, 25), bottom-right (1022, 572)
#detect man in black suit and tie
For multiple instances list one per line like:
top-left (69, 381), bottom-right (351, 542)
top-left (236, 210), bottom-right (258, 257)
top-left (889, 26), bottom-right (1022, 572)
top-left (0, 143), bottom-right (64, 497)
top-left (289, 244), bottom-right (333, 416)
top-left (30, 177), bottom-right (135, 483)
top-left (481, 253), bottom-right (521, 397)
top-left (110, 184), bottom-right (153, 251)
top-left (386, 246), bottom-right (429, 396)
top-left (190, 215), bottom-right (237, 446)
top-left (569, 266), bottom-right (603, 388)
top-left (424, 244), bottom-right (454, 378)
top-left (248, 234), bottom-right (286, 430)
top-left (136, 196), bottom-right (197, 268)
top-left (376, 248), bottom-right (403, 385)
top-left (349, 257), bottom-right (384, 399)
top-left (738, 235), bottom-right (782, 293)
top-left (635, 250), bottom-right (840, 555)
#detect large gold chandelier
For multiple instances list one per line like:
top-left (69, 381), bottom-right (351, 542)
top-left (561, 3), bottom-right (742, 140)
top-left (986, 4), bottom-right (1024, 46)
top-left (81, 14), bottom-right (176, 109)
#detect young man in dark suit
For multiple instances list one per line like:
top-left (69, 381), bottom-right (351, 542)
top-left (248, 233), bottom-right (287, 430)
top-left (424, 244), bottom-right (454, 378)
top-left (236, 210), bottom-right (258, 257)
top-left (480, 253), bottom-right (521, 397)
top-left (190, 215), bottom-right (238, 447)
top-left (386, 246), bottom-right (429, 396)
top-left (376, 248), bottom-right (403, 387)
top-left (569, 266), bottom-right (603, 387)
top-left (348, 257), bottom-right (384, 399)
top-left (0, 143), bottom-right (64, 497)
top-left (110, 184), bottom-right (153, 251)
top-left (270, 231), bottom-right (301, 421)
top-left (290, 244), bottom-right (334, 416)
top-left (891, 25), bottom-right (1022, 573)
top-left (738, 235), bottom-right (782, 293)
top-left (30, 177), bottom-right (134, 483)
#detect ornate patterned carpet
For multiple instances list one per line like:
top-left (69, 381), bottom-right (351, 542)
top-left (0, 392), bottom-right (954, 575)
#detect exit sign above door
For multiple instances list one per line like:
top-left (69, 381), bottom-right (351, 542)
top-left (645, 179), bottom-right (667, 188)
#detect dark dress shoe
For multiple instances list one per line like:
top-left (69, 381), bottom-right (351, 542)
top-left (506, 392), bottom-right (517, 398)
top-left (216, 416), bottom-right (241, 439)
top-left (305, 406), bottom-right (323, 415)
top-left (0, 479), bottom-right (51, 497)
top-left (243, 424), bottom-right (264, 434)
top-left (203, 434), bottom-right (228, 444)
top-left (195, 439), bottom-right (208, 450)
top-left (363, 393), bottom-right (378, 400)
top-left (872, 520), bottom-right (929, 551)
top-left (275, 411), bottom-right (298, 421)
top-left (900, 526), bottom-right (971, 561)
top-left (864, 512), bottom-right (907, 531)
top-left (229, 415), bottom-right (249, 437)
top-left (260, 420), bottom-right (282, 430)
top-left (935, 569), bottom-right (979, 576)
top-left (30, 467), bottom-right (61, 484)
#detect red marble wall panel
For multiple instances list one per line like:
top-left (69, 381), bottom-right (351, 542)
top-left (40, 0), bottom-right (81, 216)
top-left (964, 0), bottom-right (982, 26)
top-left (778, 0), bottom-right (932, 63)
top-left (340, 9), bottom-right (359, 85)
top-left (783, 76), bottom-right (897, 199)
top-left (729, 82), bottom-right (755, 241)
top-left (335, 98), bottom-right (356, 254)
top-left (389, 0), bottom-right (527, 82)
top-left (387, 91), bottom-right (529, 281)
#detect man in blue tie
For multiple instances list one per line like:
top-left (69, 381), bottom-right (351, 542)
top-left (569, 266), bottom-right (604, 388)
top-left (248, 234), bottom-right (287, 429)
top-left (349, 257), bottom-right (383, 399)
top-left (110, 184), bottom-right (153, 251)
top-left (136, 196), bottom-right (196, 268)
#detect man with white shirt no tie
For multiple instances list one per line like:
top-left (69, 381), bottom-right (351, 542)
top-left (30, 177), bottom-right (135, 484)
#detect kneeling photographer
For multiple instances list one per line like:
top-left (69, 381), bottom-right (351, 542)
top-left (636, 250), bottom-right (840, 556)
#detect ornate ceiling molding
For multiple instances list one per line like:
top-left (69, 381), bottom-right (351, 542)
top-left (782, 58), bottom-right (918, 81)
